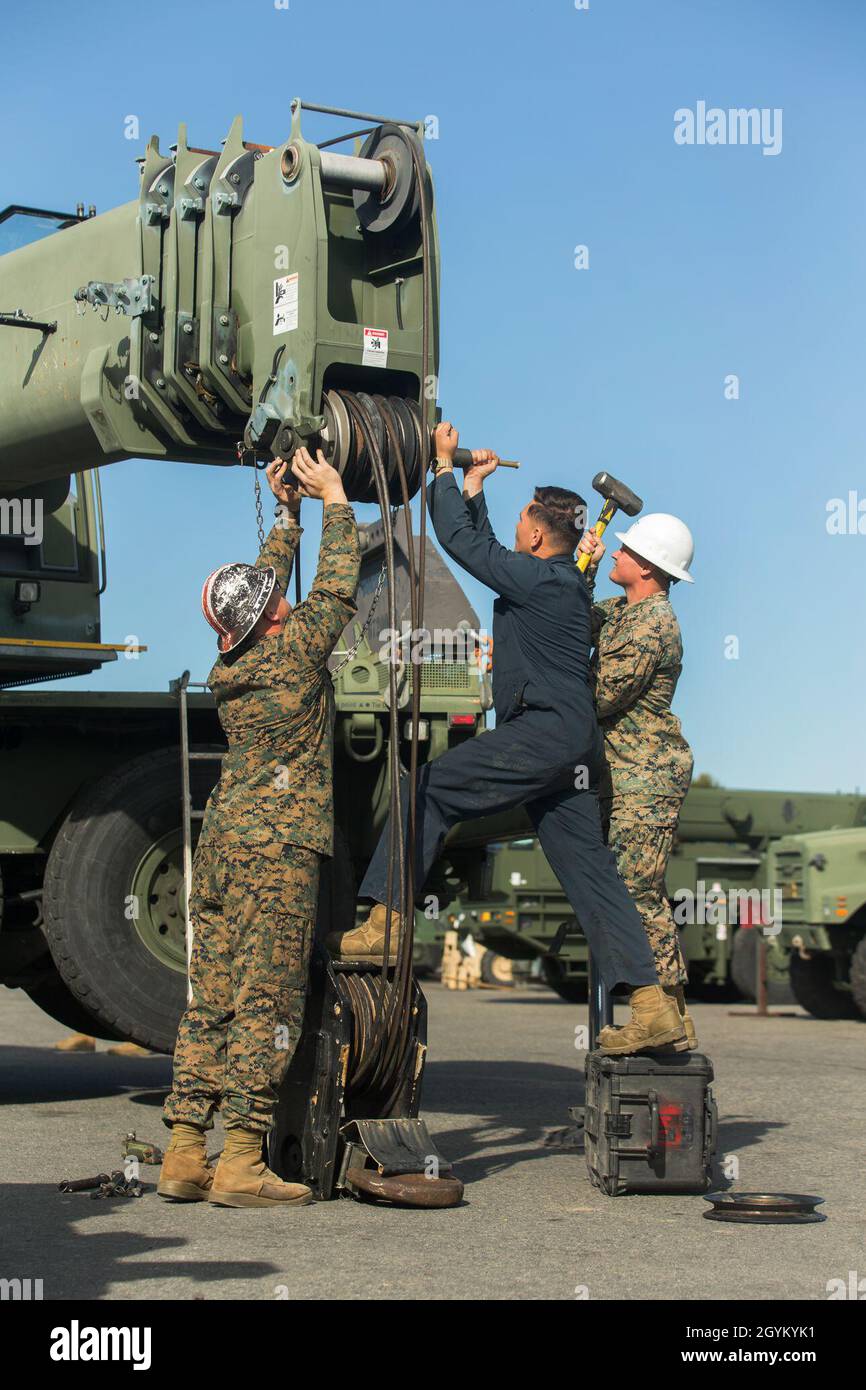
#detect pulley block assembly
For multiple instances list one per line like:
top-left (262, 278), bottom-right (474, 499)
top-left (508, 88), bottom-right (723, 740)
top-left (0, 99), bottom-right (439, 488)
top-left (320, 388), bottom-right (425, 504)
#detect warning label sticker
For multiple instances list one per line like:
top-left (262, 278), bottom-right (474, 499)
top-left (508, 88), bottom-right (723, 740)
top-left (362, 326), bottom-right (388, 367)
top-left (273, 274), bottom-right (299, 335)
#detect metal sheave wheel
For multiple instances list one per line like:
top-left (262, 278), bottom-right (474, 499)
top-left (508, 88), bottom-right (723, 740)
top-left (352, 124), bottom-right (426, 236)
top-left (703, 1192), bottom-right (826, 1224)
top-left (318, 389), bottom-right (428, 504)
top-left (321, 389), bottom-right (353, 475)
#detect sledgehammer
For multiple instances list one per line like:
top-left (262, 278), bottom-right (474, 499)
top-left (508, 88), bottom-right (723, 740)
top-left (576, 471), bottom-right (643, 573)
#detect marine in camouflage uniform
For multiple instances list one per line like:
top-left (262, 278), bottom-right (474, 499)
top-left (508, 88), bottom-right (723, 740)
top-left (586, 575), bottom-right (693, 986)
top-left (162, 498), bottom-right (360, 1135)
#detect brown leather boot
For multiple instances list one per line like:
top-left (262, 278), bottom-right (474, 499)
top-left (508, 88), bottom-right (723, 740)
top-left (666, 985), bottom-right (699, 1051)
top-left (157, 1124), bottom-right (214, 1202)
top-left (597, 985), bottom-right (686, 1055)
top-left (325, 902), bottom-right (402, 964)
top-left (209, 1127), bottom-right (312, 1209)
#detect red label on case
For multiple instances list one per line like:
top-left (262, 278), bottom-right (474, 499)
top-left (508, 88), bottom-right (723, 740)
top-left (659, 1103), bottom-right (694, 1148)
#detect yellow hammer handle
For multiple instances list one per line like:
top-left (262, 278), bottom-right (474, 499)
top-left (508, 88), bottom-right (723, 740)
top-left (576, 515), bottom-right (613, 573)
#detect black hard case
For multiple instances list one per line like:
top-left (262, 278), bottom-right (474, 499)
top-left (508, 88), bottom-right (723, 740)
top-left (584, 1049), bottom-right (717, 1196)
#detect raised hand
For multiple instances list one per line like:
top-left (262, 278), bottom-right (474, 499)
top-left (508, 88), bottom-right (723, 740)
top-left (461, 447), bottom-right (500, 497)
top-left (291, 446), bottom-right (347, 505)
top-left (577, 528), bottom-right (606, 569)
top-left (266, 458), bottom-right (302, 511)
top-left (433, 420), bottom-right (459, 463)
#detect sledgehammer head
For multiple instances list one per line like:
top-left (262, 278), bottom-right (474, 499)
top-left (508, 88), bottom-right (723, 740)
top-left (591, 471), bottom-right (643, 517)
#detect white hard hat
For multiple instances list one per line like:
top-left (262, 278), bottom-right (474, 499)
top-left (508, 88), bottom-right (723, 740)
top-left (613, 513), bottom-right (695, 583)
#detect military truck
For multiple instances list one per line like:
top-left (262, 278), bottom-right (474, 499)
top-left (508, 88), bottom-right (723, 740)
top-left (445, 789), bottom-right (866, 1003)
top-left (767, 827), bottom-right (866, 1019)
top-left (0, 113), bottom-right (498, 1050)
top-left (0, 456), bottom-right (490, 1050)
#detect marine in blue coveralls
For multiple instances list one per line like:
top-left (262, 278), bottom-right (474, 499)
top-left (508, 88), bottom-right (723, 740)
top-left (329, 423), bottom-right (686, 1051)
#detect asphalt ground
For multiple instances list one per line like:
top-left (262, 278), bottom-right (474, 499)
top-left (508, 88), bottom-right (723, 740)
top-left (2, 982), bottom-right (863, 1302)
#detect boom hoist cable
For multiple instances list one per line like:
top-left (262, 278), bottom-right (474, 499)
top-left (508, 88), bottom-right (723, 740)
top-left (335, 132), bottom-right (434, 1107)
top-left (249, 110), bottom-right (522, 1197)
top-left (368, 132), bottom-right (433, 1110)
top-left (247, 114), bottom-right (494, 1124)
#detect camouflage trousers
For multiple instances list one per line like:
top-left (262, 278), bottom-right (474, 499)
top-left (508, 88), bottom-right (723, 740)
top-left (606, 812), bottom-right (688, 987)
top-left (162, 840), bottom-right (321, 1135)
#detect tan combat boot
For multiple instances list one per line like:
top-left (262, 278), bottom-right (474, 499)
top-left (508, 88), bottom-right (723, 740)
top-left (157, 1123), bottom-right (214, 1202)
top-left (666, 985), bottom-right (699, 1051)
top-left (597, 985), bottom-right (686, 1055)
top-left (325, 902), bottom-right (402, 965)
top-left (209, 1127), bottom-right (312, 1209)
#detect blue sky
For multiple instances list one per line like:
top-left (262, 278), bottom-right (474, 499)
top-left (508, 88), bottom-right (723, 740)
top-left (4, 0), bottom-right (864, 792)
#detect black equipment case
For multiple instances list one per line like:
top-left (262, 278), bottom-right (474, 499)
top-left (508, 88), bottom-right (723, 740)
top-left (584, 1049), bottom-right (717, 1196)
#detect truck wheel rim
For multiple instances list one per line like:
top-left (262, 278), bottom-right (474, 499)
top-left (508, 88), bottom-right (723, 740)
top-left (129, 831), bottom-right (187, 973)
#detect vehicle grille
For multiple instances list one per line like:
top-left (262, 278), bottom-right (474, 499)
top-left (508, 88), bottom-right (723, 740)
top-left (376, 661), bottom-right (477, 694)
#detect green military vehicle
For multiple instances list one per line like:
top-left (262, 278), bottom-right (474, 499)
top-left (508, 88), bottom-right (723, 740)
top-left (0, 111), bottom-right (498, 1051)
top-left (444, 789), bottom-right (866, 1003)
top-left (0, 462), bottom-right (489, 1051)
top-left (768, 827), bottom-right (866, 1019)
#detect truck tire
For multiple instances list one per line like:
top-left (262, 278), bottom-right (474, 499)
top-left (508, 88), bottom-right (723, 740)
top-left (541, 956), bottom-right (588, 1003)
top-left (42, 746), bottom-right (358, 1054)
top-left (42, 748), bottom-right (219, 1054)
top-left (1, 855), bottom-right (124, 1038)
top-left (848, 937), bottom-right (866, 1019)
top-left (24, 967), bottom-right (125, 1040)
top-left (789, 953), bottom-right (859, 1020)
top-left (480, 949), bottom-right (514, 987)
top-left (731, 928), bottom-right (794, 1005)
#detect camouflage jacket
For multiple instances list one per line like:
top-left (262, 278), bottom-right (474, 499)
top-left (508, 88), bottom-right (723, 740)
top-left (198, 503), bottom-right (360, 856)
top-left (587, 578), bottom-right (693, 823)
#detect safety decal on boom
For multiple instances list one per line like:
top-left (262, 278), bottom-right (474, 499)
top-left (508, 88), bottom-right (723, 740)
top-left (362, 326), bottom-right (388, 367)
top-left (273, 274), bottom-right (299, 334)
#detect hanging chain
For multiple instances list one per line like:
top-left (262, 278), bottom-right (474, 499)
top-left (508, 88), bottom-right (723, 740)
top-left (330, 559), bottom-right (387, 674)
top-left (253, 468), bottom-right (265, 548)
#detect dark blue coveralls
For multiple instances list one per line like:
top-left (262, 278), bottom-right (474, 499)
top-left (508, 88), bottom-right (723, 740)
top-left (359, 472), bottom-right (658, 990)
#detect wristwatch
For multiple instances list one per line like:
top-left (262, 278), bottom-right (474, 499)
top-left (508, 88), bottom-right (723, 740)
top-left (431, 457), bottom-right (454, 478)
